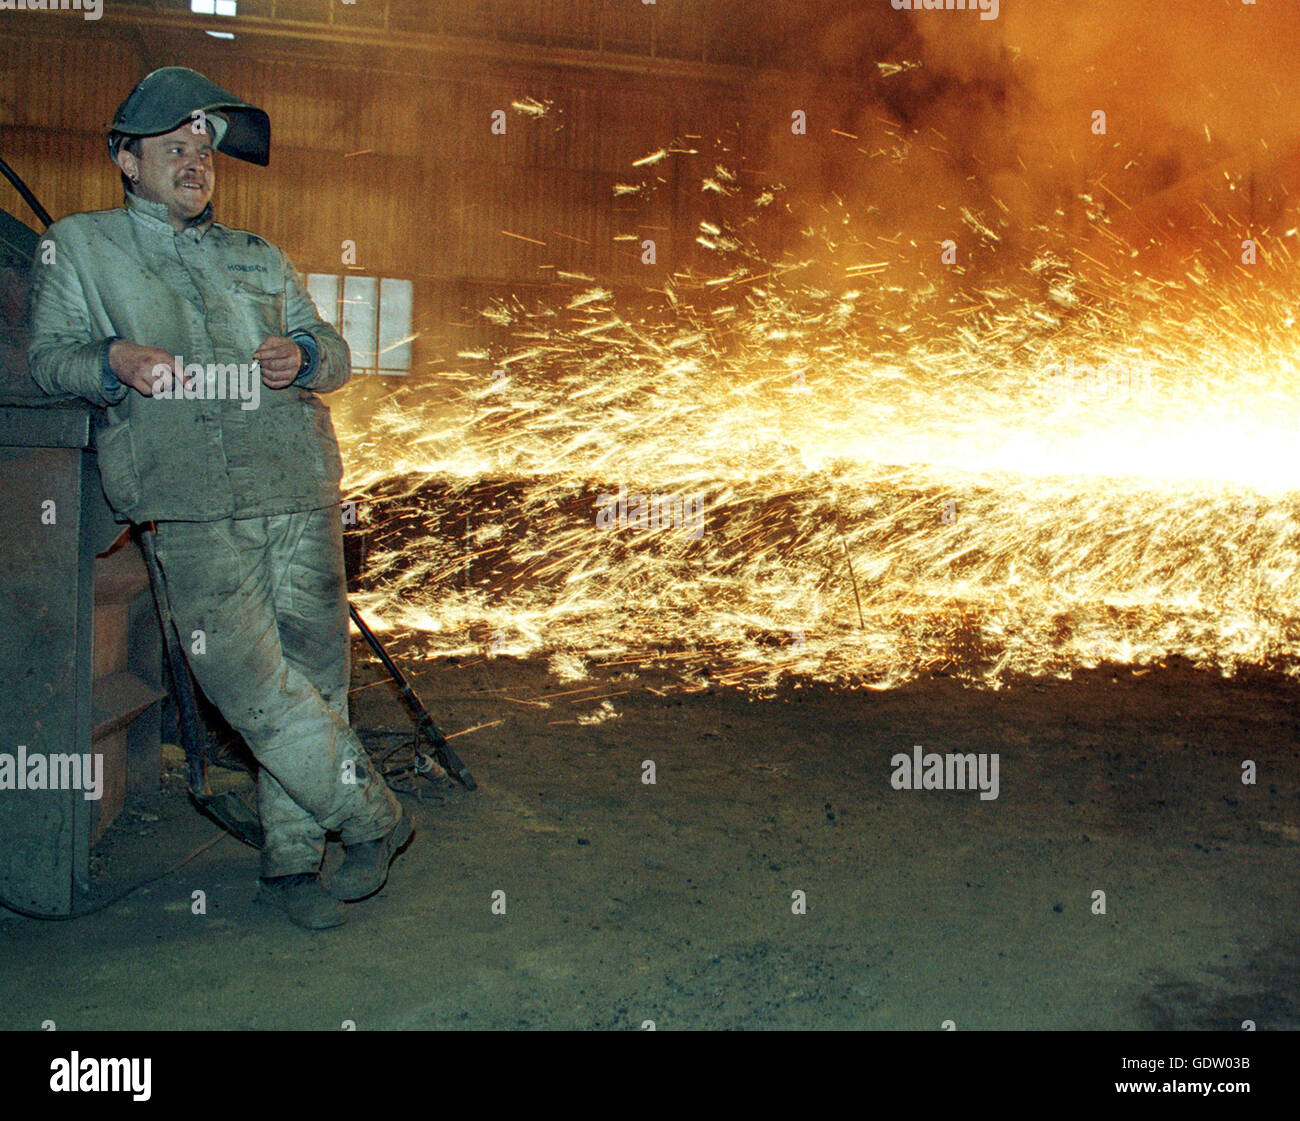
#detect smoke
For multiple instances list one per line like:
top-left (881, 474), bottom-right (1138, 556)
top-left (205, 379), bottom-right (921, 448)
top-left (766, 1), bottom-right (1300, 271)
top-left (986, 0), bottom-right (1300, 156)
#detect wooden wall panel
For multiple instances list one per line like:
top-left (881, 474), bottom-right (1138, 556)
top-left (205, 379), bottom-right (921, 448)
top-left (0, 14), bottom-right (829, 378)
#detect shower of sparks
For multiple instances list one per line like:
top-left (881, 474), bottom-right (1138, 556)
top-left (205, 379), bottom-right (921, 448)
top-left (335, 154), bottom-right (1300, 696)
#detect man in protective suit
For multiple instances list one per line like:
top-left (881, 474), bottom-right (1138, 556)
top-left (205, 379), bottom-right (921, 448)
top-left (27, 67), bottom-right (412, 929)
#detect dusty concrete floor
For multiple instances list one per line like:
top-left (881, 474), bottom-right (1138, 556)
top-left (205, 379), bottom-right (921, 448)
top-left (1, 644), bottom-right (1297, 1030)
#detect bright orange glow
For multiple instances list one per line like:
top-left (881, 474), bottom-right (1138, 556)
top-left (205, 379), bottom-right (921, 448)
top-left (336, 171), bottom-right (1300, 694)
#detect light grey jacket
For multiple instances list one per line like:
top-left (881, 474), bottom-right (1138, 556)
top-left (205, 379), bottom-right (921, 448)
top-left (27, 193), bottom-right (350, 523)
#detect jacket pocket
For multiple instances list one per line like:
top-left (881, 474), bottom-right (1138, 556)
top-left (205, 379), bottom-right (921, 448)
top-left (230, 279), bottom-right (286, 341)
top-left (93, 419), bottom-right (141, 513)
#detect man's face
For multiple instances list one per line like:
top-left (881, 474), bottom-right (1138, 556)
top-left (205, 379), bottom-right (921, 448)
top-left (116, 121), bottom-right (216, 228)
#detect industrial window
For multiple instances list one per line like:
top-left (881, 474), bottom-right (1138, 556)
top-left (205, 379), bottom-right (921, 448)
top-left (191, 0), bottom-right (237, 15)
top-left (306, 274), bottom-right (414, 376)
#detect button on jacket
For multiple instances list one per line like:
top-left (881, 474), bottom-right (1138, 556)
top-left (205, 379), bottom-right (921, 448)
top-left (27, 192), bottom-right (351, 523)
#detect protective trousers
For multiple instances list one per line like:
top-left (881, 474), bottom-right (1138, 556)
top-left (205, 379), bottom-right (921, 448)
top-left (151, 506), bottom-right (400, 878)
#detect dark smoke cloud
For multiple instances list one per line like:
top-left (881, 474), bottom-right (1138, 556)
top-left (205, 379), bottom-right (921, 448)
top-left (768, 1), bottom-right (1300, 272)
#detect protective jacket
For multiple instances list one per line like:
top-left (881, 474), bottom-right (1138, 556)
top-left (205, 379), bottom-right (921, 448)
top-left (27, 192), bottom-right (350, 523)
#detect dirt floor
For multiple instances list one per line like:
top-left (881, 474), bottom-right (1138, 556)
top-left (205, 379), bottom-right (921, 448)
top-left (1, 643), bottom-right (1298, 1031)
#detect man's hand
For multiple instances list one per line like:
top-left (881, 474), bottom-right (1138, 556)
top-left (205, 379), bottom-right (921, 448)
top-left (108, 341), bottom-right (187, 396)
top-left (253, 335), bottom-right (304, 389)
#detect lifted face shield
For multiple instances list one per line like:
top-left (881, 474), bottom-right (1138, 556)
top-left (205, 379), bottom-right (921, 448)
top-left (107, 67), bottom-right (269, 166)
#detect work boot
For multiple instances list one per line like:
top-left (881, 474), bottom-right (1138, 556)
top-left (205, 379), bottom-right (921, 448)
top-left (256, 873), bottom-right (346, 929)
top-left (329, 810), bottom-right (414, 902)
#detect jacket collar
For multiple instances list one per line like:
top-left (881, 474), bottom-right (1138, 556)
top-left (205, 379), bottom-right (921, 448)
top-left (124, 191), bottom-right (216, 240)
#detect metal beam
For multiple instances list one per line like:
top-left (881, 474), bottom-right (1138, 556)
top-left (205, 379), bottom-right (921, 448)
top-left (3, 4), bottom-right (851, 92)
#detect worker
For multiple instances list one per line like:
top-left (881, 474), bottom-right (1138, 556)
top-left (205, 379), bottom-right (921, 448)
top-left (26, 67), bottom-right (412, 929)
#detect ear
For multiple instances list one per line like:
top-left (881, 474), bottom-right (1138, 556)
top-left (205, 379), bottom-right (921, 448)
top-left (115, 146), bottom-right (139, 182)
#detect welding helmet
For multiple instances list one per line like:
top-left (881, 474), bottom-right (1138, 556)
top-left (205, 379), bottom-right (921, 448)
top-left (107, 66), bottom-right (270, 167)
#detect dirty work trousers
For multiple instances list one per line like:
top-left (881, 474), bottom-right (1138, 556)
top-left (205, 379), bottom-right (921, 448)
top-left (151, 506), bottom-right (400, 878)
